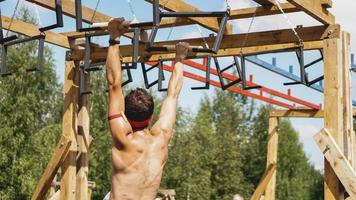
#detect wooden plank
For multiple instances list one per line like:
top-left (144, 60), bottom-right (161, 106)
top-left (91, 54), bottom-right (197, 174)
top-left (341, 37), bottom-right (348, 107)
top-left (76, 70), bottom-right (90, 200)
top-left (68, 25), bottom-right (338, 61)
top-left (270, 108), bottom-right (324, 118)
top-left (314, 129), bottom-right (356, 199)
top-left (229, 3), bottom-right (298, 20)
top-left (286, 0), bottom-right (335, 25)
top-left (265, 117), bottom-right (279, 200)
top-left (250, 164), bottom-right (277, 200)
top-left (323, 32), bottom-right (344, 200)
top-left (341, 31), bottom-right (354, 169)
top-left (252, 0), bottom-right (275, 6)
top-left (1, 15), bottom-right (70, 48)
top-left (31, 137), bottom-right (71, 200)
top-left (145, 0), bottom-right (232, 34)
top-left (60, 61), bottom-right (80, 200)
top-left (26, 0), bottom-right (110, 23)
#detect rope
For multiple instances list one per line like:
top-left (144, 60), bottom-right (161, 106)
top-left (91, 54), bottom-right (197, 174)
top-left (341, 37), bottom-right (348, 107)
top-left (6, 0), bottom-right (21, 37)
top-left (127, 0), bottom-right (138, 23)
top-left (273, 0), bottom-right (303, 45)
top-left (89, 0), bottom-right (101, 25)
top-left (239, 5), bottom-right (258, 56)
top-left (225, 0), bottom-right (231, 10)
top-left (195, 24), bottom-right (209, 49)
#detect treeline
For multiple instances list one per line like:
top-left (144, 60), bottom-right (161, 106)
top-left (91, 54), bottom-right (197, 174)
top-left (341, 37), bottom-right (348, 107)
top-left (0, 9), bottom-right (323, 200)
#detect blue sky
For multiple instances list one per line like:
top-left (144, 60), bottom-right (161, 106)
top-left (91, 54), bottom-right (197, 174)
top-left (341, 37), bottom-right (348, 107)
top-left (1, 0), bottom-right (356, 170)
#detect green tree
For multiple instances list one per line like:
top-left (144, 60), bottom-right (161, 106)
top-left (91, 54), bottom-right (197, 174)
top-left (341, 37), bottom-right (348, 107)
top-left (0, 8), bottom-right (62, 199)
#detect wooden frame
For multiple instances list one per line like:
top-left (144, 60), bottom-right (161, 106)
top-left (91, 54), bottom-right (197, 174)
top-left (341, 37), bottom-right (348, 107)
top-left (0, 0), bottom-right (352, 200)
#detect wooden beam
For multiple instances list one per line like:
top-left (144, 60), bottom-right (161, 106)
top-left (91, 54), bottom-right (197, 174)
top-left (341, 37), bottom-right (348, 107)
top-left (145, 0), bottom-right (232, 34)
top-left (286, 0), bottom-right (335, 25)
top-left (265, 117), bottom-right (279, 200)
top-left (250, 164), bottom-right (277, 200)
top-left (31, 136), bottom-right (71, 200)
top-left (270, 108), bottom-right (324, 118)
top-left (341, 31), bottom-right (355, 169)
top-left (76, 68), bottom-right (90, 200)
top-left (67, 25), bottom-right (337, 61)
top-left (314, 129), bottom-right (356, 199)
top-left (60, 61), bottom-right (80, 200)
top-left (323, 31), bottom-right (344, 200)
top-left (1, 15), bottom-right (70, 48)
top-left (26, 0), bottom-right (111, 23)
top-left (252, 0), bottom-right (275, 6)
top-left (229, 3), bottom-right (299, 20)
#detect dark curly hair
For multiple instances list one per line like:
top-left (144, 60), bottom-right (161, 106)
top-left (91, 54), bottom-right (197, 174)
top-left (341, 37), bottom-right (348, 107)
top-left (124, 88), bottom-right (154, 122)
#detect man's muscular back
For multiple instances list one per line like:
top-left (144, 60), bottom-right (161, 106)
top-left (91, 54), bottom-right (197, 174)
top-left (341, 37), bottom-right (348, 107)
top-left (105, 18), bottom-right (188, 200)
top-left (111, 130), bottom-right (169, 200)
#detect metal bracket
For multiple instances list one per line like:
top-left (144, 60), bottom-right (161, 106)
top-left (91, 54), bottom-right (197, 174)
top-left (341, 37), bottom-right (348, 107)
top-left (240, 56), bottom-right (262, 90)
top-left (147, 0), bottom-right (230, 54)
top-left (351, 54), bottom-right (356, 72)
top-left (284, 48), bottom-right (324, 87)
top-left (191, 56), bottom-right (211, 90)
top-left (1, 34), bottom-right (45, 76)
top-left (38, 0), bottom-right (63, 32)
top-left (141, 62), bottom-right (165, 89)
top-left (214, 56), bottom-right (241, 90)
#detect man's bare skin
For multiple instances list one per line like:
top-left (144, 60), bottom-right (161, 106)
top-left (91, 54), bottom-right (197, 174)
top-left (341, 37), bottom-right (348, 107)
top-left (106, 18), bottom-right (188, 200)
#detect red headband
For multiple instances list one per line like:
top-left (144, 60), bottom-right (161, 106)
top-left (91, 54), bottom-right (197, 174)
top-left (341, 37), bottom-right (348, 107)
top-left (128, 115), bottom-right (153, 129)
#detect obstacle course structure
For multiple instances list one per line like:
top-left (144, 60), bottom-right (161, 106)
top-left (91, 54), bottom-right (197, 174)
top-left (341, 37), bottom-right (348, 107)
top-left (1, 0), bottom-right (356, 199)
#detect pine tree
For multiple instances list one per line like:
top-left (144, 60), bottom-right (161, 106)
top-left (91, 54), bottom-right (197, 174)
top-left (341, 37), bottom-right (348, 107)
top-left (0, 8), bottom-right (62, 199)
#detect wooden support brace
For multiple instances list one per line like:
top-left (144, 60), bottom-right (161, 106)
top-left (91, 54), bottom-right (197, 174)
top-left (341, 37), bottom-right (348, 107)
top-left (250, 164), bottom-right (277, 200)
top-left (314, 129), bottom-right (356, 199)
top-left (31, 136), bottom-right (71, 200)
top-left (145, 0), bottom-right (232, 34)
top-left (252, 0), bottom-right (276, 6)
top-left (286, 0), bottom-right (335, 25)
top-left (265, 117), bottom-right (279, 200)
top-left (1, 15), bottom-right (70, 48)
top-left (270, 108), bottom-right (324, 118)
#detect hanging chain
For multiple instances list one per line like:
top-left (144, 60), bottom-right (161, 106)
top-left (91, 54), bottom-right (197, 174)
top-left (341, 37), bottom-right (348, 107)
top-left (274, 0), bottom-right (303, 46)
top-left (240, 5), bottom-right (258, 56)
top-left (195, 25), bottom-right (209, 49)
top-left (225, 0), bottom-right (231, 11)
top-left (6, 0), bottom-right (21, 37)
top-left (127, 0), bottom-right (138, 22)
top-left (89, 0), bottom-right (101, 25)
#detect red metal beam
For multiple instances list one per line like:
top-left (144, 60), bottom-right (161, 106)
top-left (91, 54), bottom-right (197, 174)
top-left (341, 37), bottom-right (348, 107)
top-left (182, 60), bottom-right (321, 110)
top-left (147, 62), bottom-right (296, 109)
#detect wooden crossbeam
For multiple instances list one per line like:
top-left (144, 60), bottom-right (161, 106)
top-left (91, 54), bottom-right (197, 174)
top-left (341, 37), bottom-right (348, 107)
top-left (252, 0), bottom-right (276, 6)
top-left (67, 25), bottom-right (338, 61)
top-left (145, 0), bottom-right (232, 34)
top-left (250, 164), bottom-right (277, 200)
top-left (31, 136), bottom-right (71, 200)
top-left (286, 0), bottom-right (335, 25)
top-left (314, 128), bottom-right (356, 199)
top-left (270, 108), bottom-right (324, 118)
top-left (1, 15), bottom-right (70, 48)
top-left (229, 3), bottom-right (298, 20)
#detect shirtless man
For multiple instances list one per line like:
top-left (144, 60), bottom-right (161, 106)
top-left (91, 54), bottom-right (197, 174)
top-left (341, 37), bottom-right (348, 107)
top-left (105, 18), bottom-right (187, 200)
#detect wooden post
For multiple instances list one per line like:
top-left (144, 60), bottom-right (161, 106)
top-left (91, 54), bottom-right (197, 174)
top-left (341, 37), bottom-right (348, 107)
top-left (264, 117), bottom-right (279, 200)
top-left (323, 32), bottom-right (345, 200)
top-left (341, 31), bottom-right (355, 169)
top-left (60, 61), bottom-right (80, 200)
top-left (76, 69), bottom-right (90, 200)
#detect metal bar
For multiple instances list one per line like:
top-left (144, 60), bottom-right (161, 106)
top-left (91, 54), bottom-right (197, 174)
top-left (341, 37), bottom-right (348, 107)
top-left (241, 56), bottom-right (261, 90)
top-left (304, 57), bottom-right (323, 69)
top-left (158, 60), bottom-right (167, 91)
top-left (213, 57), bottom-right (241, 90)
top-left (296, 46), bottom-right (306, 84)
top-left (141, 62), bottom-right (159, 88)
top-left (191, 56), bottom-right (211, 90)
top-left (308, 75), bottom-right (324, 86)
top-left (352, 54), bottom-right (355, 68)
top-left (75, 0), bottom-right (83, 31)
top-left (212, 13), bottom-right (229, 53)
top-left (160, 11), bottom-right (227, 18)
top-left (153, 0), bottom-right (160, 26)
top-left (5, 34), bottom-right (45, 46)
top-left (131, 28), bottom-right (140, 69)
top-left (38, 0), bottom-right (63, 32)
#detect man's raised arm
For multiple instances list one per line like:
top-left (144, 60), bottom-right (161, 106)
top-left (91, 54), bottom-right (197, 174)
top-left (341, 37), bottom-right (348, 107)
top-left (152, 42), bottom-right (189, 139)
top-left (106, 18), bottom-right (131, 146)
